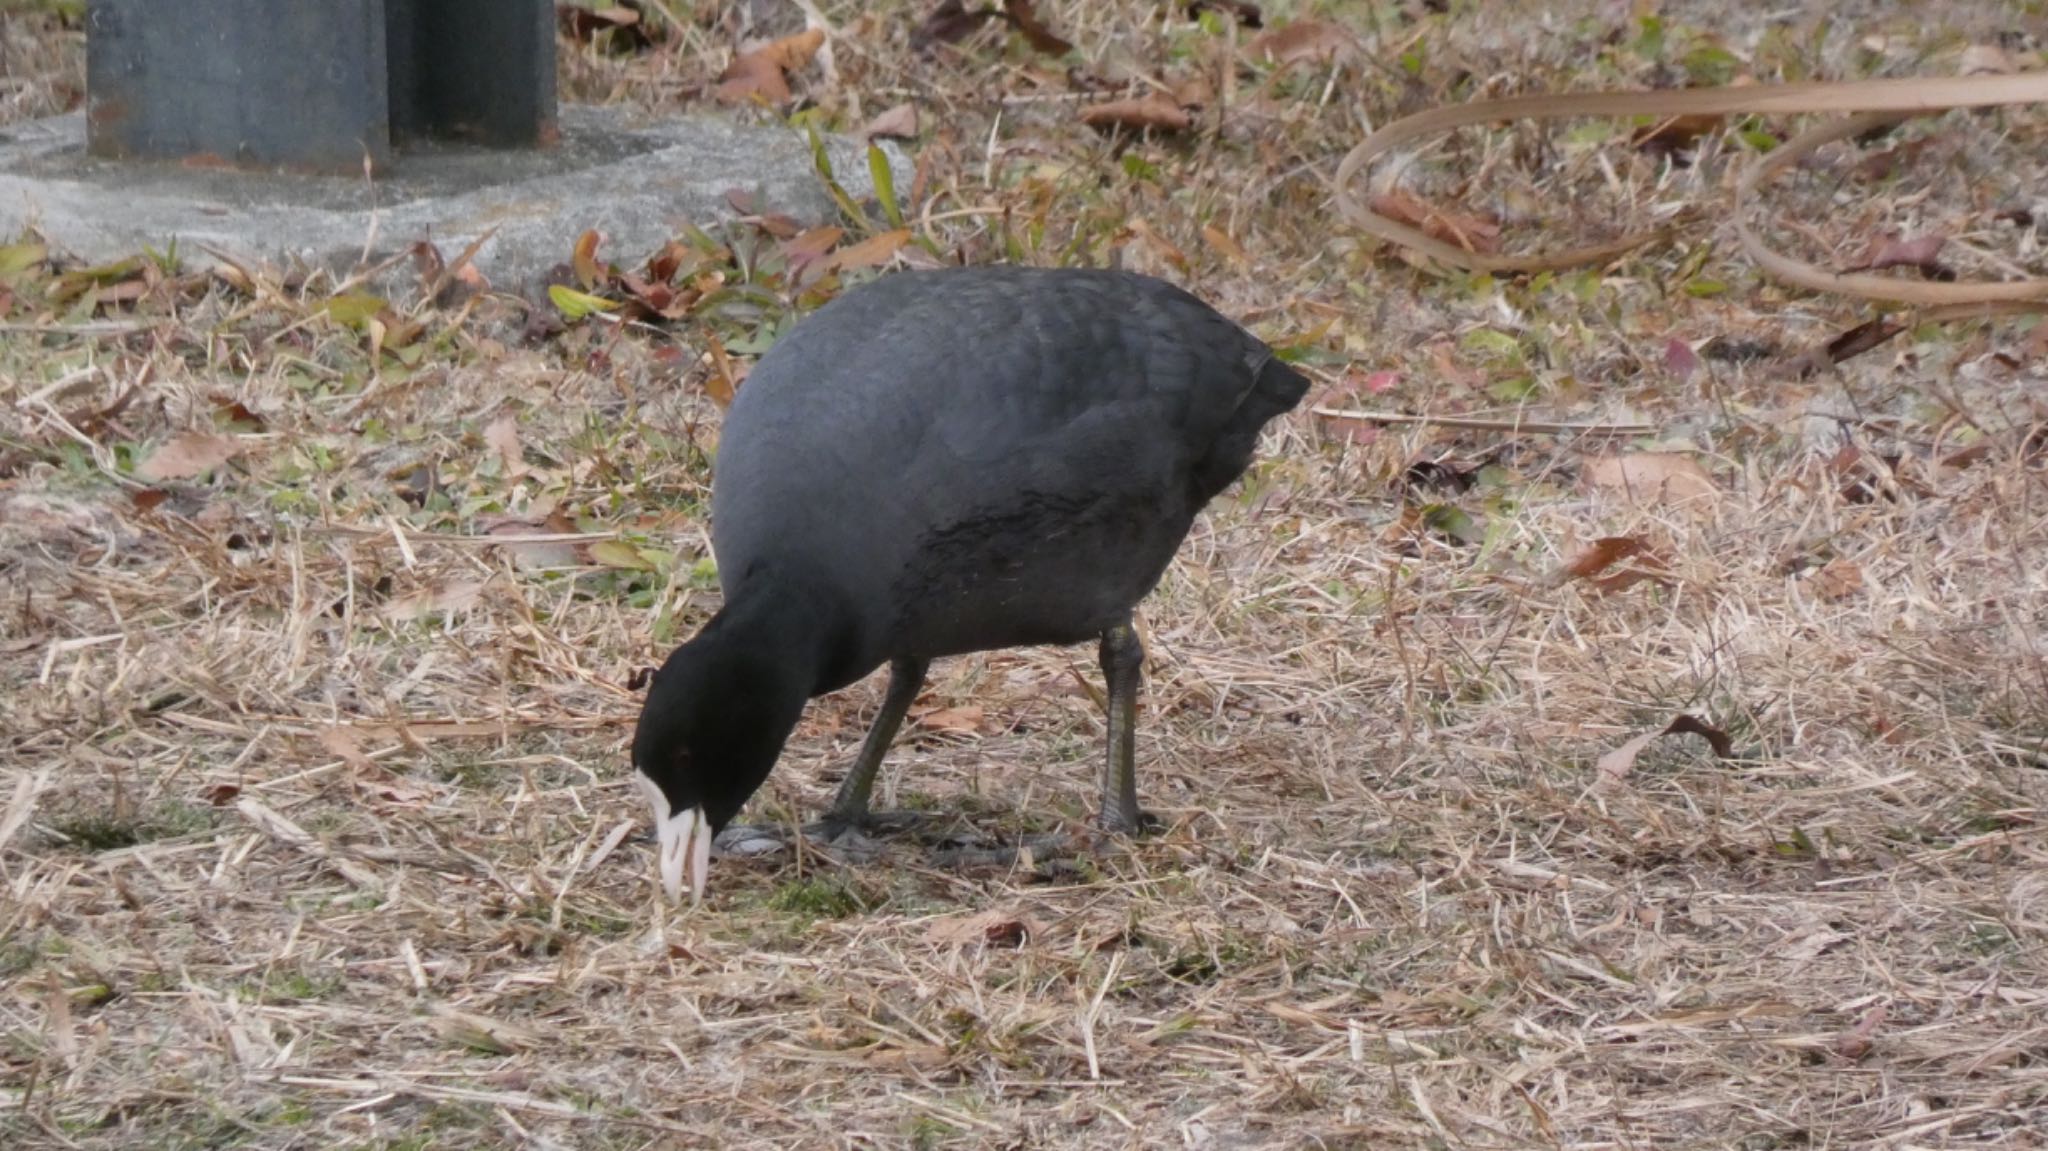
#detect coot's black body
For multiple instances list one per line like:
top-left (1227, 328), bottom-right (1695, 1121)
top-left (632, 265), bottom-right (1308, 902)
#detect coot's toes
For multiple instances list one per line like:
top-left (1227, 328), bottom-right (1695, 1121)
top-left (1096, 807), bottom-right (1163, 836)
top-left (930, 832), bottom-right (1078, 870)
top-left (804, 809), bottom-right (929, 844)
top-left (713, 822), bottom-right (794, 857)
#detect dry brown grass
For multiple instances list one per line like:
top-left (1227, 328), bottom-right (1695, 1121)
top-left (4, 2), bottom-right (2048, 1148)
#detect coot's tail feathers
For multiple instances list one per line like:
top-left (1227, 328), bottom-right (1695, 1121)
top-left (1191, 348), bottom-right (1311, 503)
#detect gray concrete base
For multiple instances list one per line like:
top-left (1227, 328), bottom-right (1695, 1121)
top-left (0, 103), bottom-right (906, 295)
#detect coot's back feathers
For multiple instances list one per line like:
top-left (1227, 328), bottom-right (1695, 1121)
top-left (711, 266), bottom-right (1308, 691)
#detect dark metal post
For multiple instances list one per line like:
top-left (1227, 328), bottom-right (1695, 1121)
top-left (387, 0), bottom-right (559, 149)
top-left (85, 0), bottom-right (393, 173)
top-left (83, 0), bottom-right (557, 174)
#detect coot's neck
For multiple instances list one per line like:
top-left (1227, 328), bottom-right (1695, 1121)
top-left (704, 564), bottom-right (851, 700)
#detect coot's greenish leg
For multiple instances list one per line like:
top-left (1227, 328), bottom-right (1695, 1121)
top-left (821, 656), bottom-right (930, 833)
top-left (1097, 621), bottom-right (1153, 834)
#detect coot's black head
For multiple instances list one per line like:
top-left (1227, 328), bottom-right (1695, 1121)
top-left (630, 626), bottom-right (809, 902)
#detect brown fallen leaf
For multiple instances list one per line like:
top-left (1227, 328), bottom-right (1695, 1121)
top-left (382, 579), bottom-right (488, 623)
top-left (1124, 218), bottom-right (1188, 272)
top-left (646, 239), bottom-right (690, 283)
top-left (1663, 337), bottom-right (1701, 381)
top-left (430, 1005), bottom-right (546, 1054)
top-left (1844, 232), bottom-right (1949, 277)
top-left (913, 0), bottom-right (1001, 51)
top-left (136, 432), bottom-right (246, 482)
top-left (558, 3), bottom-right (652, 51)
top-left (1631, 112), bottom-right (1726, 155)
top-left (781, 225), bottom-right (845, 282)
top-left (1579, 452), bottom-right (1718, 509)
top-left (1811, 557), bottom-right (1864, 600)
top-left (482, 511), bottom-right (583, 570)
top-left (1368, 190), bottom-right (1501, 255)
top-left (1007, 0), bottom-right (1073, 55)
top-left (572, 228), bottom-right (607, 290)
top-left (321, 726), bottom-right (436, 805)
top-left (1596, 714), bottom-right (1734, 784)
top-left (1833, 1002), bottom-right (1887, 1060)
top-left (1306, 369), bottom-right (1396, 446)
top-left (913, 704), bottom-right (986, 735)
top-left (1186, 0), bottom-right (1263, 27)
top-left (1201, 223), bottom-right (1249, 267)
top-left (861, 102), bottom-right (920, 141)
top-left (1080, 96), bottom-right (1192, 134)
top-left (213, 398), bottom-right (267, 432)
top-left (317, 726), bottom-right (378, 772)
top-left (703, 332), bottom-right (740, 409)
top-left (926, 908), bottom-right (1043, 947)
top-left (1245, 19), bottom-right (1358, 66)
top-left (828, 228), bottom-right (914, 273)
top-left (618, 272), bottom-right (693, 320)
top-left (1851, 134), bottom-right (1936, 182)
top-left (483, 414), bottom-right (526, 479)
top-left (1959, 43), bottom-right (2019, 75)
top-left (713, 27), bottom-right (825, 105)
top-left (1552, 536), bottom-right (1651, 585)
top-left (1832, 317), bottom-right (1905, 366)
top-left (1173, 72), bottom-right (1216, 110)
top-left (1790, 317), bottom-right (1906, 378)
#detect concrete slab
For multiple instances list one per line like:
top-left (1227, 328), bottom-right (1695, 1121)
top-left (0, 102), bottom-right (907, 294)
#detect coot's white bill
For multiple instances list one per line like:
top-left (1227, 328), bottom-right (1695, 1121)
top-left (636, 771), bottom-right (710, 903)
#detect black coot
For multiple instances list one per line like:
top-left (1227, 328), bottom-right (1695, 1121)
top-left (632, 265), bottom-right (1308, 901)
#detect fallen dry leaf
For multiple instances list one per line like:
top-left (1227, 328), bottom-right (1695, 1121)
top-left (1811, 557), bottom-right (1865, 600)
top-left (1080, 96), bottom-right (1192, 134)
top-left (1596, 714), bottom-right (1734, 784)
top-left (1631, 112), bottom-right (1726, 155)
top-left (483, 511), bottom-right (582, 570)
top-left (829, 228), bottom-right (914, 273)
top-left (430, 1005), bottom-right (546, 1054)
top-left (912, 0), bottom-right (1000, 51)
top-left (926, 908), bottom-right (1043, 947)
top-left (1246, 19), bottom-right (1358, 66)
top-left (1845, 232), bottom-right (1949, 277)
top-left (1780, 927), bottom-right (1848, 964)
top-left (1186, 0), bottom-right (1262, 27)
top-left (714, 27), bottom-right (824, 105)
top-left (1368, 190), bottom-right (1501, 255)
top-left (1553, 535), bottom-right (1650, 583)
top-left (1579, 452), bottom-right (1718, 509)
top-left (1828, 319), bottom-right (1906, 363)
top-left (213, 398), bottom-right (267, 431)
top-left (1125, 218), bottom-right (1189, 272)
top-left (483, 414), bottom-right (526, 478)
top-left (781, 225), bottom-right (845, 282)
top-left (558, 4), bottom-right (651, 50)
top-left (572, 228), bottom-right (606, 290)
top-left (913, 704), bottom-right (985, 736)
top-left (1006, 0), bottom-right (1072, 55)
top-left (703, 333), bottom-right (740, 409)
top-left (1833, 1003), bottom-right (1887, 1060)
top-left (382, 578), bottom-right (488, 623)
top-left (316, 726), bottom-right (377, 772)
top-left (136, 432), bottom-right (246, 482)
top-left (1201, 223), bottom-right (1249, 267)
top-left (1959, 42), bottom-right (2018, 75)
top-left (861, 102), bottom-right (920, 141)
top-left (1663, 337), bottom-right (1701, 382)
